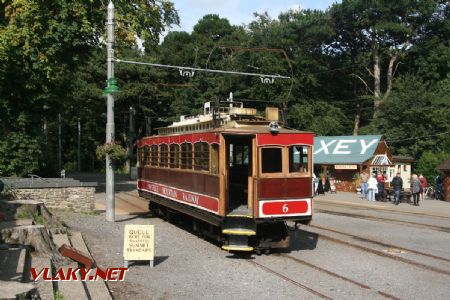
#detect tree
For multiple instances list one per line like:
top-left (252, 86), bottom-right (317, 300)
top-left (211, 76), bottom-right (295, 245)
top-left (0, 0), bottom-right (178, 176)
top-left (328, 0), bottom-right (439, 132)
top-left (369, 74), bottom-right (450, 158)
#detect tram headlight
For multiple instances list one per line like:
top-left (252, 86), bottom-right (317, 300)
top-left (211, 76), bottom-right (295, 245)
top-left (269, 121), bottom-right (279, 134)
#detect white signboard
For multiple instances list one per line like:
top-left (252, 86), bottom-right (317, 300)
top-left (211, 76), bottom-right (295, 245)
top-left (334, 165), bottom-right (357, 170)
top-left (123, 225), bottom-right (154, 266)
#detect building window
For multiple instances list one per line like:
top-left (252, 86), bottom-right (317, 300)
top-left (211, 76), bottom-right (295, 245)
top-left (194, 142), bottom-right (209, 171)
top-left (150, 145), bottom-right (158, 166)
top-left (169, 144), bottom-right (180, 168)
top-left (261, 147), bottom-right (282, 173)
top-left (403, 165), bottom-right (407, 172)
top-left (289, 145), bottom-right (309, 173)
top-left (210, 144), bottom-right (219, 174)
top-left (159, 144), bottom-right (168, 167)
top-left (181, 143), bottom-right (193, 169)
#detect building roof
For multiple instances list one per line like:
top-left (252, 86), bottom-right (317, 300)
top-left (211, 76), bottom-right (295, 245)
top-left (437, 157), bottom-right (450, 171)
top-left (393, 155), bottom-right (414, 162)
top-left (314, 135), bottom-right (382, 164)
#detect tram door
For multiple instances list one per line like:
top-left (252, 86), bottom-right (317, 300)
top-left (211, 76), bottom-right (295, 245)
top-left (225, 135), bottom-right (254, 213)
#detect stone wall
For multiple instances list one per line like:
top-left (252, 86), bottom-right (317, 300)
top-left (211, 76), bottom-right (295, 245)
top-left (13, 187), bottom-right (95, 212)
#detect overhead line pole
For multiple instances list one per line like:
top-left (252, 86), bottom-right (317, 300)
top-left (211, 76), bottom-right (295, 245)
top-left (106, 1), bottom-right (115, 222)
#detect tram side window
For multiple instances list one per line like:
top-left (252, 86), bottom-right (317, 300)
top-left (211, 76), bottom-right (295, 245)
top-left (169, 144), bottom-right (180, 168)
top-left (261, 147), bottom-right (282, 173)
top-left (160, 144), bottom-right (168, 167)
top-left (210, 144), bottom-right (219, 174)
top-left (150, 145), bottom-right (158, 166)
top-left (194, 142), bottom-right (209, 171)
top-left (143, 146), bottom-right (150, 165)
top-left (180, 143), bottom-right (193, 169)
top-left (289, 145), bottom-right (309, 173)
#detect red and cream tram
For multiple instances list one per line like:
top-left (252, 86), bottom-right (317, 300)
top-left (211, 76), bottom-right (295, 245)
top-left (137, 99), bottom-right (314, 252)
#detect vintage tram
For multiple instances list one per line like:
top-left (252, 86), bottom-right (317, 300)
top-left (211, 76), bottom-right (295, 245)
top-left (137, 98), bottom-right (314, 252)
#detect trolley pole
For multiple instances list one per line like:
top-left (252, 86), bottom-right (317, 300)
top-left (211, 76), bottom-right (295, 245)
top-left (77, 118), bottom-right (81, 172)
top-left (106, 1), bottom-right (115, 222)
top-left (58, 114), bottom-right (62, 171)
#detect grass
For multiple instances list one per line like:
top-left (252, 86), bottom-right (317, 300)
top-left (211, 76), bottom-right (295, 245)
top-left (54, 290), bottom-right (64, 300)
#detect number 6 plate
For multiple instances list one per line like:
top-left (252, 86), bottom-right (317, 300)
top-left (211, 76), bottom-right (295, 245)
top-left (259, 199), bottom-right (311, 217)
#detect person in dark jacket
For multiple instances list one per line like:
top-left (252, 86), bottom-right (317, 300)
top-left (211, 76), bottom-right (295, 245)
top-left (392, 173), bottom-right (403, 205)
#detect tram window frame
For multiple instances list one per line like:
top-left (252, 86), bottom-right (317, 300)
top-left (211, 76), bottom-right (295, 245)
top-left (288, 145), bottom-right (311, 176)
top-left (142, 146), bottom-right (150, 166)
top-left (260, 147), bottom-right (283, 176)
top-left (210, 143), bottom-right (219, 175)
top-left (150, 145), bottom-right (158, 166)
top-left (180, 142), bottom-right (193, 170)
top-left (194, 142), bottom-right (209, 172)
top-left (169, 144), bottom-right (180, 168)
top-left (159, 144), bottom-right (168, 167)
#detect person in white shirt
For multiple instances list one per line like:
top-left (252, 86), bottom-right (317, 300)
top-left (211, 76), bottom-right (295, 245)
top-left (367, 174), bottom-right (378, 202)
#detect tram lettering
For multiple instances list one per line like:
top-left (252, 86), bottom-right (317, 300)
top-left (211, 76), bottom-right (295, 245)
top-left (148, 183), bottom-right (159, 193)
top-left (162, 187), bottom-right (177, 198)
top-left (182, 192), bottom-right (199, 204)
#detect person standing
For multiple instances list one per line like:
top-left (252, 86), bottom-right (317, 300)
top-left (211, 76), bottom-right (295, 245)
top-left (419, 174), bottom-right (428, 200)
top-left (367, 174), bottom-right (378, 202)
top-left (411, 174), bottom-right (422, 206)
top-left (360, 171), bottom-right (369, 199)
top-left (376, 171), bottom-right (385, 201)
top-left (392, 172), bottom-right (403, 205)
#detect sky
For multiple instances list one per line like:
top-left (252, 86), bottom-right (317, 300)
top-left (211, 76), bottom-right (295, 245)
top-left (168, 0), bottom-right (339, 33)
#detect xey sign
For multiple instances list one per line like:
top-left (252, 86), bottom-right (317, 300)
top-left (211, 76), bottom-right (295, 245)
top-left (313, 135), bottom-right (382, 164)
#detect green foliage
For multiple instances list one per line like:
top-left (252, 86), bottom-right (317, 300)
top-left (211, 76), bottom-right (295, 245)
top-left (0, 132), bottom-right (42, 176)
top-left (287, 102), bottom-right (348, 135)
top-left (96, 142), bottom-right (127, 164)
top-left (372, 74), bottom-right (450, 157)
top-left (415, 151), bottom-right (449, 181)
top-left (0, 0), bottom-right (449, 175)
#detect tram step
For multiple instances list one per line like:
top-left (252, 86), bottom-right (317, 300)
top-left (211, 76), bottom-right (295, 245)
top-left (223, 217), bottom-right (256, 232)
top-left (222, 245), bottom-right (254, 252)
top-left (222, 228), bottom-right (256, 236)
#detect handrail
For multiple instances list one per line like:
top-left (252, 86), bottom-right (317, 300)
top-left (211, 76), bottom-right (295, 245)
top-left (27, 174), bottom-right (51, 183)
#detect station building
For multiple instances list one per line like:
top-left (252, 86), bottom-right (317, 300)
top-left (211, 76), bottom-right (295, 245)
top-left (313, 135), bottom-right (413, 192)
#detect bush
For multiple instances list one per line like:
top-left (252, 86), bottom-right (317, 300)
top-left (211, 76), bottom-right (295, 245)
top-left (0, 132), bottom-right (42, 177)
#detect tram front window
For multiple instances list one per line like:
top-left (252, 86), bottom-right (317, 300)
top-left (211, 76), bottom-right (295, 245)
top-left (261, 147), bottom-right (282, 173)
top-left (289, 145), bottom-right (309, 173)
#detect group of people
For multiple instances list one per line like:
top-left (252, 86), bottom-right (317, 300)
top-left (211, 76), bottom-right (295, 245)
top-left (360, 171), bottom-right (387, 202)
top-left (313, 173), bottom-right (336, 195)
top-left (360, 171), bottom-right (429, 206)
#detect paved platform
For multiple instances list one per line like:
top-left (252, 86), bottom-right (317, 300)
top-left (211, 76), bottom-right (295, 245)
top-left (314, 192), bottom-right (450, 218)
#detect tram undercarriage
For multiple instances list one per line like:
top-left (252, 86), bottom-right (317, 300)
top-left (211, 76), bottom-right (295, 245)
top-left (142, 191), bottom-right (311, 253)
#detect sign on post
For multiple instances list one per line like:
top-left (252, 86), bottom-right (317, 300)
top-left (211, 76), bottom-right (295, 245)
top-left (123, 224), bottom-right (155, 268)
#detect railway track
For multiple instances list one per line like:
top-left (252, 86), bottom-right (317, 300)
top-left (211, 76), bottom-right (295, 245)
top-left (316, 201), bottom-right (449, 220)
top-left (248, 260), bottom-right (332, 299)
top-left (249, 254), bottom-right (400, 299)
top-left (302, 226), bottom-right (450, 277)
top-left (316, 208), bottom-right (450, 233)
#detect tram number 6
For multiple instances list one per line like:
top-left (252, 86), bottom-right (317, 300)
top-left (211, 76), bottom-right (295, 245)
top-left (282, 204), bottom-right (289, 213)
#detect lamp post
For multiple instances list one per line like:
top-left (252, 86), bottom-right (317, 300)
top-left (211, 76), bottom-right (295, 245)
top-left (105, 1), bottom-right (117, 222)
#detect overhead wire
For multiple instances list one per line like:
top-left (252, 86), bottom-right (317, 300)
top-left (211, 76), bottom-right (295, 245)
top-left (386, 131), bottom-right (450, 143)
